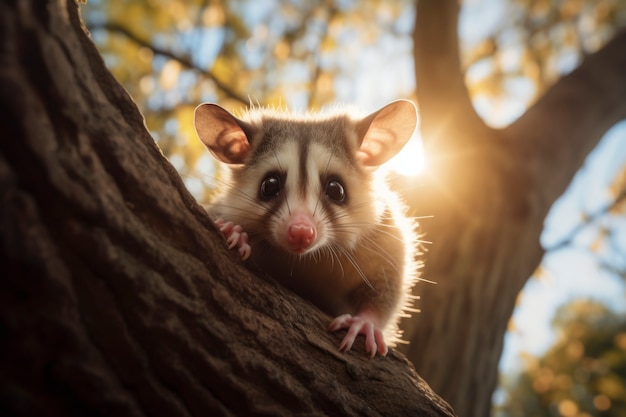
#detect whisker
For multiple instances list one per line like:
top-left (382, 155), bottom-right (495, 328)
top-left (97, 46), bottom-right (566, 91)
top-left (326, 245), bottom-right (345, 279)
top-left (332, 244), bottom-right (377, 293)
top-left (358, 236), bottom-right (401, 274)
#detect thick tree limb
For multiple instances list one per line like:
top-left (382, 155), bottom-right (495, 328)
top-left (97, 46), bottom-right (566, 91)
top-left (413, 0), bottom-right (489, 149)
top-left (506, 29), bottom-right (626, 211)
top-left (0, 1), bottom-right (455, 416)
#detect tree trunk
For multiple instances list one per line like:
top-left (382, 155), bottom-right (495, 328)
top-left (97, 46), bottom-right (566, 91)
top-left (400, 1), bottom-right (626, 416)
top-left (0, 1), bottom-right (455, 416)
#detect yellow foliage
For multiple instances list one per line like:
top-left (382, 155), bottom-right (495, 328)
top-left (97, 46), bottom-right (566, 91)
top-left (210, 55), bottom-right (237, 88)
top-left (557, 399), bottom-right (578, 417)
top-left (139, 75), bottom-right (155, 95)
top-left (159, 60), bottom-right (181, 90)
top-left (321, 36), bottom-right (337, 52)
top-left (273, 40), bottom-right (291, 61)
top-left (596, 374), bottom-right (626, 400)
top-left (176, 105), bottom-right (205, 168)
top-left (202, 3), bottom-right (225, 27)
top-left (555, 373), bottom-right (572, 391)
top-left (615, 332), bottom-right (626, 350)
top-left (533, 367), bottom-right (555, 393)
top-left (137, 46), bottom-right (154, 63)
top-left (593, 394), bottom-right (611, 411)
top-left (590, 228), bottom-right (607, 253)
top-left (565, 340), bottom-right (584, 361)
top-left (609, 166), bottom-right (626, 213)
top-left (530, 0), bottom-right (551, 18)
top-left (507, 318), bottom-right (518, 333)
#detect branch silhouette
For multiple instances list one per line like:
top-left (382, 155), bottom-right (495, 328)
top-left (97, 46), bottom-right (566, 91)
top-left (89, 21), bottom-right (250, 106)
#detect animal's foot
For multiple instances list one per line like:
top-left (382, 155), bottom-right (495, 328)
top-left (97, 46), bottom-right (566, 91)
top-left (215, 219), bottom-right (251, 260)
top-left (327, 313), bottom-right (388, 358)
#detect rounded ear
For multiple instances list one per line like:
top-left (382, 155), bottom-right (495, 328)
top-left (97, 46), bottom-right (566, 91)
top-left (194, 103), bottom-right (252, 164)
top-left (355, 100), bottom-right (418, 167)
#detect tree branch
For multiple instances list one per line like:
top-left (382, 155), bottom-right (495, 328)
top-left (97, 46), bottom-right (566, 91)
top-left (545, 186), bottom-right (626, 253)
top-left (413, 0), bottom-right (488, 147)
top-left (90, 21), bottom-right (250, 106)
top-left (505, 29), bottom-right (626, 213)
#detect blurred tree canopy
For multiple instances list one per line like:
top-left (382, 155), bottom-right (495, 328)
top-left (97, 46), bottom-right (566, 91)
top-left (465, 0), bottom-right (626, 111)
top-left (497, 300), bottom-right (626, 417)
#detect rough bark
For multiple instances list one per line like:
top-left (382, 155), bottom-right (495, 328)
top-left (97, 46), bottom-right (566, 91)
top-left (0, 1), bottom-right (456, 417)
top-left (400, 1), bottom-right (626, 416)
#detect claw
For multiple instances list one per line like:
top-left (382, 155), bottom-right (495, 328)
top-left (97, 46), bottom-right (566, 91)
top-left (238, 232), bottom-right (250, 260)
top-left (226, 225), bottom-right (243, 249)
top-left (328, 313), bottom-right (388, 358)
top-left (214, 220), bottom-right (252, 260)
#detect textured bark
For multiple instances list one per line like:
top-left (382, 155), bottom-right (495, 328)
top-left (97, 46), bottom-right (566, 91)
top-left (400, 1), bottom-right (626, 416)
top-left (0, 1), bottom-right (456, 417)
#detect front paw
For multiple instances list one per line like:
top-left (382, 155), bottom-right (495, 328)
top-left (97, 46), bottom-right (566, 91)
top-left (328, 313), bottom-right (388, 358)
top-left (214, 219), bottom-right (251, 260)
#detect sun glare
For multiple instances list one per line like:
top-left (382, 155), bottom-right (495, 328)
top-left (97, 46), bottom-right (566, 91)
top-left (387, 132), bottom-right (426, 177)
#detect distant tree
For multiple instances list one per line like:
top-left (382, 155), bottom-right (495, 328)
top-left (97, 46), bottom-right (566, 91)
top-left (496, 300), bottom-right (626, 417)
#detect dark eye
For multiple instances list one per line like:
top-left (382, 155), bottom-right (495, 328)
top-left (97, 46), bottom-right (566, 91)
top-left (259, 174), bottom-right (281, 200)
top-left (325, 179), bottom-right (346, 203)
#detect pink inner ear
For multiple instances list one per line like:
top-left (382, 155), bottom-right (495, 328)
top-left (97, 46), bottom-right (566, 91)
top-left (194, 103), bottom-right (252, 164)
top-left (356, 132), bottom-right (385, 165)
top-left (356, 100), bottom-right (417, 167)
top-left (218, 129), bottom-right (251, 164)
top-left (358, 127), bottom-right (401, 167)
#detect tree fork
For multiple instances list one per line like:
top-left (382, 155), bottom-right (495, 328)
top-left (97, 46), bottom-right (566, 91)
top-left (406, 1), bottom-right (626, 416)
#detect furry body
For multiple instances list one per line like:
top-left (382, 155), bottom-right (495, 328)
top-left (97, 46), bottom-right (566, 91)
top-left (194, 101), bottom-right (420, 356)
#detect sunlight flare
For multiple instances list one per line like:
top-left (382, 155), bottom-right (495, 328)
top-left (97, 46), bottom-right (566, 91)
top-left (386, 132), bottom-right (426, 177)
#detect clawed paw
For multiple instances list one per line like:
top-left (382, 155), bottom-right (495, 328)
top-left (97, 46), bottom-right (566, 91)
top-left (214, 219), bottom-right (251, 260)
top-left (328, 313), bottom-right (388, 358)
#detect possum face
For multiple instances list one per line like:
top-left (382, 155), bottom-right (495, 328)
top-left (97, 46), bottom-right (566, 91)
top-left (232, 137), bottom-right (378, 254)
top-left (194, 101), bottom-right (418, 255)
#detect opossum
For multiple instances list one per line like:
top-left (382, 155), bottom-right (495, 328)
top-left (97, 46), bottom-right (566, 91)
top-left (194, 100), bottom-right (420, 357)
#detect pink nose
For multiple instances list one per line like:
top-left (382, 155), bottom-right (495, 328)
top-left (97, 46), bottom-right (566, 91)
top-left (288, 223), bottom-right (316, 252)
